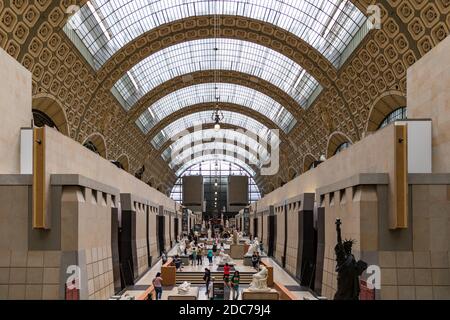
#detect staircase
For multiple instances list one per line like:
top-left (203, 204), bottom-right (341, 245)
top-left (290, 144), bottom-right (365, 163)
top-left (176, 271), bottom-right (255, 285)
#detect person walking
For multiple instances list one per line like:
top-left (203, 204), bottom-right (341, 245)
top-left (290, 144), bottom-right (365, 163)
top-left (207, 248), bottom-right (214, 265)
top-left (192, 247), bottom-right (198, 267)
top-left (208, 277), bottom-right (215, 300)
top-left (203, 267), bottom-right (211, 294)
top-left (174, 255), bottom-right (182, 271)
top-left (161, 250), bottom-right (167, 265)
top-left (152, 272), bottom-right (163, 300)
top-left (223, 263), bottom-right (231, 282)
top-left (224, 276), bottom-right (231, 300)
top-left (197, 246), bottom-right (203, 266)
top-left (231, 270), bottom-right (240, 300)
top-left (212, 242), bottom-right (217, 261)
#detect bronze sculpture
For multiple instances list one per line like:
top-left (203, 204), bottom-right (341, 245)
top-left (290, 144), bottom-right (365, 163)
top-left (334, 219), bottom-right (368, 300)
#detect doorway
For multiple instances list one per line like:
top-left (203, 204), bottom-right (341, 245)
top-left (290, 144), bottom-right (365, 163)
top-left (157, 215), bottom-right (165, 255)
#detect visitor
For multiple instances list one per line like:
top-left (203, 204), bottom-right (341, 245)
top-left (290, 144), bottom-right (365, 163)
top-left (223, 263), bottom-right (231, 282)
top-left (207, 248), bottom-right (214, 265)
top-left (188, 248), bottom-right (194, 266)
top-left (197, 246), bottom-right (203, 266)
top-left (224, 276), bottom-right (231, 300)
top-left (251, 252), bottom-right (259, 269)
top-left (231, 270), bottom-right (240, 300)
top-left (208, 277), bottom-right (215, 300)
top-left (203, 268), bottom-right (211, 294)
top-left (192, 247), bottom-right (198, 266)
top-left (174, 255), bottom-right (182, 271)
top-left (161, 250), bottom-right (167, 265)
top-left (152, 272), bottom-right (163, 300)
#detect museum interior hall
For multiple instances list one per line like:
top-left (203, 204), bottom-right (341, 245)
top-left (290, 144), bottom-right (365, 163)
top-left (1, 0), bottom-right (450, 302)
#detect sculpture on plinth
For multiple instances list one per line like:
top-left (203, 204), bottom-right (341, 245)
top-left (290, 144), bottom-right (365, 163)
top-left (207, 228), bottom-right (212, 240)
top-left (246, 237), bottom-right (260, 256)
top-left (334, 219), bottom-right (368, 300)
top-left (232, 230), bottom-right (239, 245)
top-left (218, 252), bottom-right (234, 265)
top-left (177, 281), bottom-right (191, 295)
top-left (248, 266), bottom-right (269, 291)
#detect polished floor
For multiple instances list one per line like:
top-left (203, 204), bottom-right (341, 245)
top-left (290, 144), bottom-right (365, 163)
top-left (120, 244), bottom-right (317, 300)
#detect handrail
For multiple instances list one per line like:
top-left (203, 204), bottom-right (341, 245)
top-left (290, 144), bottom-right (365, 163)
top-left (137, 284), bottom-right (156, 300)
top-left (273, 282), bottom-right (297, 300)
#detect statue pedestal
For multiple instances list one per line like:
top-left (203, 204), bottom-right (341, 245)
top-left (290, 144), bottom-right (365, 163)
top-left (242, 289), bottom-right (279, 300)
top-left (180, 255), bottom-right (189, 265)
top-left (166, 287), bottom-right (199, 300)
top-left (243, 254), bottom-right (253, 266)
top-left (230, 244), bottom-right (244, 259)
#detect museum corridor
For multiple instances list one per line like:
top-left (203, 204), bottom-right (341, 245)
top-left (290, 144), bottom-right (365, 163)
top-left (1, 1), bottom-right (450, 303)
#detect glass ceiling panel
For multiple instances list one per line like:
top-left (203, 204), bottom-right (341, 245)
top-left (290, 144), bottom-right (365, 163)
top-left (136, 83), bottom-right (296, 134)
top-left (175, 154), bottom-right (257, 177)
top-left (113, 38), bottom-right (318, 109)
top-left (162, 129), bottom-right (270, 162)
top-left (67, 0), bottom-right (366, 69)
top-left (169, 142), bottom-right (267, 169)
top-left (150, 110), bottom-right (278, 150)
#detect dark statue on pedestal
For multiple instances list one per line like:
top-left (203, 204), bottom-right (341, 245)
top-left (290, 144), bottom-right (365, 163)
top-left (334, 219), bottom-right (368, 300)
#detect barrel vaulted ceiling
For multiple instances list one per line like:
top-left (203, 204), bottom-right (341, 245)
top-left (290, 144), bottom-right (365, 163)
top-left (0, 0), bottom-right (449, 195)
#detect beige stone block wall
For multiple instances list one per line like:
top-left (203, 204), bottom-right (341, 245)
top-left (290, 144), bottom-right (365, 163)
top-left (135, 203), bottom-right (148, 278)
top-left (321, 186), bottom-right (378, 299)
top-left (0, 250), bottom-right (62, 300)
top-left (148, 207), bottom-right (158, 264)
top-left (285, 202), bottom-right (300, 277)
top-left (274, 205), bottom-right (285, 264)
top-left (61, 186), bottom-right (114, 300)
top-left (407, 35), bottom-right (450, 173)
top-left (0, 48), bottom-right (32, 174)
top-left (256, 125), bottom-right (397, 226)
top-left (164, 212), bottom-right (171, 250)
top-left (44, 128), bottom-right (177, 221)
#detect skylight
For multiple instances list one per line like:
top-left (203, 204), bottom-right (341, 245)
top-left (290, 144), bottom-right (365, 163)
top-left (67, 0), bottom-right (366, 69)
top-left (136, 83), bottom-right (296, 134)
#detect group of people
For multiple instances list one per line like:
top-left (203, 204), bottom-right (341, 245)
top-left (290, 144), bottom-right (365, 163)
top-left (203, 264), bottom-right (241, 300)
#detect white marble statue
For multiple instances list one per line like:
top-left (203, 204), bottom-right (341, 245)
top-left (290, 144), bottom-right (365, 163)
top-left (207, 228), bottom-right (212, 240)
top-left (246, 237), bottom-right (260, 256)
top-left (232, 230), bottom-right (238, 245)
top-left (178, 242), bottom-right (186, 256)
top-left (219, 252), bottom-right (233, 265)
top-left (248, 266), bottom-right (269, 291)
top-left (177, 281), bottom-right (191, 295)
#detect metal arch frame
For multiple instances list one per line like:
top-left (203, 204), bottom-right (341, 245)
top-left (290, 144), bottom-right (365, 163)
top-left (174, 154), bottom-right (260, 178)
top-left (168, 141), bottom-right (270, 170)
top-left (148, 123), bottom-right (281, 160)
top-left (162, 128), bottom-right (270, 163)
top-left (143, 104), bottom-right (283, 149)
top-left (134, 82), bottom-right (297, 135)
top-left (75, 15), bottom-right (353, 140)
top-left (126, 70), bottom-right (307, 128)
top-left (112, 38), bottom-right (319, 110)
top-left (170, 158), bottom-right (263, 199)
top-left (68, 1), bottom-right (366, 69)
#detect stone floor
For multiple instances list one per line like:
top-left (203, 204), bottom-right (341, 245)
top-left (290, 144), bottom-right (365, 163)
top-left (119, 244), bottom-right (317, 300)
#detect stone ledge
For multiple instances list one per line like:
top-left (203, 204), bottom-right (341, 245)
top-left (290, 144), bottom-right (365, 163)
top-left (0, 174), bottom-right (32, 186)
top-left (50, 174), bottom-right (119, 196)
